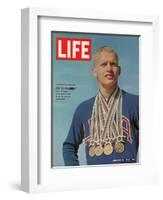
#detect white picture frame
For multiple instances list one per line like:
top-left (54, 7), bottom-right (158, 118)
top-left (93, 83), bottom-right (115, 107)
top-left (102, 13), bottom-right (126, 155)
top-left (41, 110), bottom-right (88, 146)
top-left (21, 7), bottom-right (159, 193)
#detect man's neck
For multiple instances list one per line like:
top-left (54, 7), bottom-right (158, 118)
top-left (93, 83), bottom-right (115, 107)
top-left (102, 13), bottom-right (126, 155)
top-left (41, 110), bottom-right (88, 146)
top-left (99, 84), bottom-right (118, 98)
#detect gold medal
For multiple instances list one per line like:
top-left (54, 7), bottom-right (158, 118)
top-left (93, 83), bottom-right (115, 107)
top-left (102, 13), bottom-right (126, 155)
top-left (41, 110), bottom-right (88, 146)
top-left (89, 145), bottom-right (96, 157)
top-left (90, 88), bottom-right (124, 158)
top-left (114, 142), bottom-right (125, 153)
top-left (95, 145), bottom-right (103, 156)
top-left (104, 143), bottom-right (113, 155)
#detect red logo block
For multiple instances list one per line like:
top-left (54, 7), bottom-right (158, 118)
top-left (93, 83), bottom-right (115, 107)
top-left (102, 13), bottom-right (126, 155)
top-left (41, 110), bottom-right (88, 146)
top-left (56, 38), bottom-right (91, 60)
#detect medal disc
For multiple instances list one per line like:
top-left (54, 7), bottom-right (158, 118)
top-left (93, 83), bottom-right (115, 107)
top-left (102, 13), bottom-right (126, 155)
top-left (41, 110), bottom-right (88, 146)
top-left (114, 142), bottom-right (125, 153)
top-left (104, 143), bottom-right (113, 155)
top-left (95, 145), bottom-right (103, 156)
top-left (89, 146), bottom-right (95, 157)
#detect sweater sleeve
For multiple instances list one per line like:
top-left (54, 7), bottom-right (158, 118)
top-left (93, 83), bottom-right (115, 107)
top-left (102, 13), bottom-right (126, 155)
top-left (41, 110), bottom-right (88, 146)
top-left (132, 95), bottom-right (139, 154)
top-left (133, 95), bottom-right (139, 130)
top-left (63, 105), bottom-right (84, 166)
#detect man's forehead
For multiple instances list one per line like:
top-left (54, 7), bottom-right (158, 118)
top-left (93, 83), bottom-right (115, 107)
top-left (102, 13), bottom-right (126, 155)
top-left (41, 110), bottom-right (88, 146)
top-left (94, 50), bottom-right (118, 64)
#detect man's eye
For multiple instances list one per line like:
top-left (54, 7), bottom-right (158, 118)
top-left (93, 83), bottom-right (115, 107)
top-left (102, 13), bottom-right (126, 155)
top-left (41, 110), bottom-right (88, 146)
top-left (111, 63), bottom-right (118, 67)
top-left (100, 62), bottom-right (107, 67)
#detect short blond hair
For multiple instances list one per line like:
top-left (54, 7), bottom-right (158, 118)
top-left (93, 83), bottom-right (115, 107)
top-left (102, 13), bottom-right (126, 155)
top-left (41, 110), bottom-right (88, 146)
top-left (93, 46), bottom-right (119, 67)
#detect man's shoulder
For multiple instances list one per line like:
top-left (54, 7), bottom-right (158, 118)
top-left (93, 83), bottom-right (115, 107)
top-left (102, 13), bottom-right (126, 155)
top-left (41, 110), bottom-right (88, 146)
top-left (122, 90), bottom-right (139, 104)
top-left (77, 96), bottom-right (96, 110)
top-left (122, 90), bottom-right (138, 98)
top-left (72, 96), bottom-right (96, 118)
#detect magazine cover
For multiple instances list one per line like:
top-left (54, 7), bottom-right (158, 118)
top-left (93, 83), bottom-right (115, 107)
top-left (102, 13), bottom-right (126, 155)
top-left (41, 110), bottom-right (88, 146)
top-left (51, 31), bottom-right (139, 167)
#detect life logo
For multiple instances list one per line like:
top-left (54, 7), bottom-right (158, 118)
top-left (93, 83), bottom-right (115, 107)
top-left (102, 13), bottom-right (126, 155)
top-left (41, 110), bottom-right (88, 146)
top-left (56, 37), bottom-right (91, 61)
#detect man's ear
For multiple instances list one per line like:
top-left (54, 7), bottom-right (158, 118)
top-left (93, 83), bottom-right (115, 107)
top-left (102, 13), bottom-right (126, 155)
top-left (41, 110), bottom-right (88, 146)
top-left (118, 66), bottom-right (121, 76)
top-left (92, 67), bottom-right (97, 77)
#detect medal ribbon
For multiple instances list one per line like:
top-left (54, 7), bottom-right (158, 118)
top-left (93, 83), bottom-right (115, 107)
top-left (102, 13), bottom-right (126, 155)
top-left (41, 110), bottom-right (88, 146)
top-left (90, 87), bottom-right (123, 146)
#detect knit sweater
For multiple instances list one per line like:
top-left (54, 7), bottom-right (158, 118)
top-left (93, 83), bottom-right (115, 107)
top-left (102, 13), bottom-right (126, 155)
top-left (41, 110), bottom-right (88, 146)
top-left (63, 90), bottom-right (139, 166)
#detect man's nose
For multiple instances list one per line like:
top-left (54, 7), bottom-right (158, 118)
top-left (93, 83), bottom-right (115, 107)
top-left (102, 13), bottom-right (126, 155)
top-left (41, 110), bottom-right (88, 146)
top-left (106, 63), bottom-right (112, 71)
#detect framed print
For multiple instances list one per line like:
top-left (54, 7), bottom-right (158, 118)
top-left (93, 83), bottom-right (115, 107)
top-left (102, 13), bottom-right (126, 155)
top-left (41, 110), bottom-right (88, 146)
top-left (21, 8), bottom-right (159, 193)
top-left (51, 31), bottom-right (139, 167)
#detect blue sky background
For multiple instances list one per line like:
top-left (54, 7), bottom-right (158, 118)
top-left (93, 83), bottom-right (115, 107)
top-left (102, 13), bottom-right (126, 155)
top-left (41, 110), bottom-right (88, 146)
top-left (52, 31), bottom-right (139, 166)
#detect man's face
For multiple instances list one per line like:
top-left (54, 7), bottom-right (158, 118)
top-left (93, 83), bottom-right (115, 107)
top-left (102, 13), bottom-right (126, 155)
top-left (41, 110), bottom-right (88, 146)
top-left (92, 50), bottom-right (121, 89)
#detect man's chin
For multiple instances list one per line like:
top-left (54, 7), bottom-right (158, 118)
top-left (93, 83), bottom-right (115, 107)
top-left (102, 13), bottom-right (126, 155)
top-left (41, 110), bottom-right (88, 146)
top-left (103, 80), bottom-right (116, 88)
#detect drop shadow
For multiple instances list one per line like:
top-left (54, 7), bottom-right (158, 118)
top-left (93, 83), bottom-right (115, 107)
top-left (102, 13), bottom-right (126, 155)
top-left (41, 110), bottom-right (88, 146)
top-left (10, 182), bottom-right (21, 191)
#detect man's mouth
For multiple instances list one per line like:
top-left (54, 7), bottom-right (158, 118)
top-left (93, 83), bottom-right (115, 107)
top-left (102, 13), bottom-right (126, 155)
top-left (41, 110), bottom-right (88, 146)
top-left (104, 73), bottom-right (114, 79)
